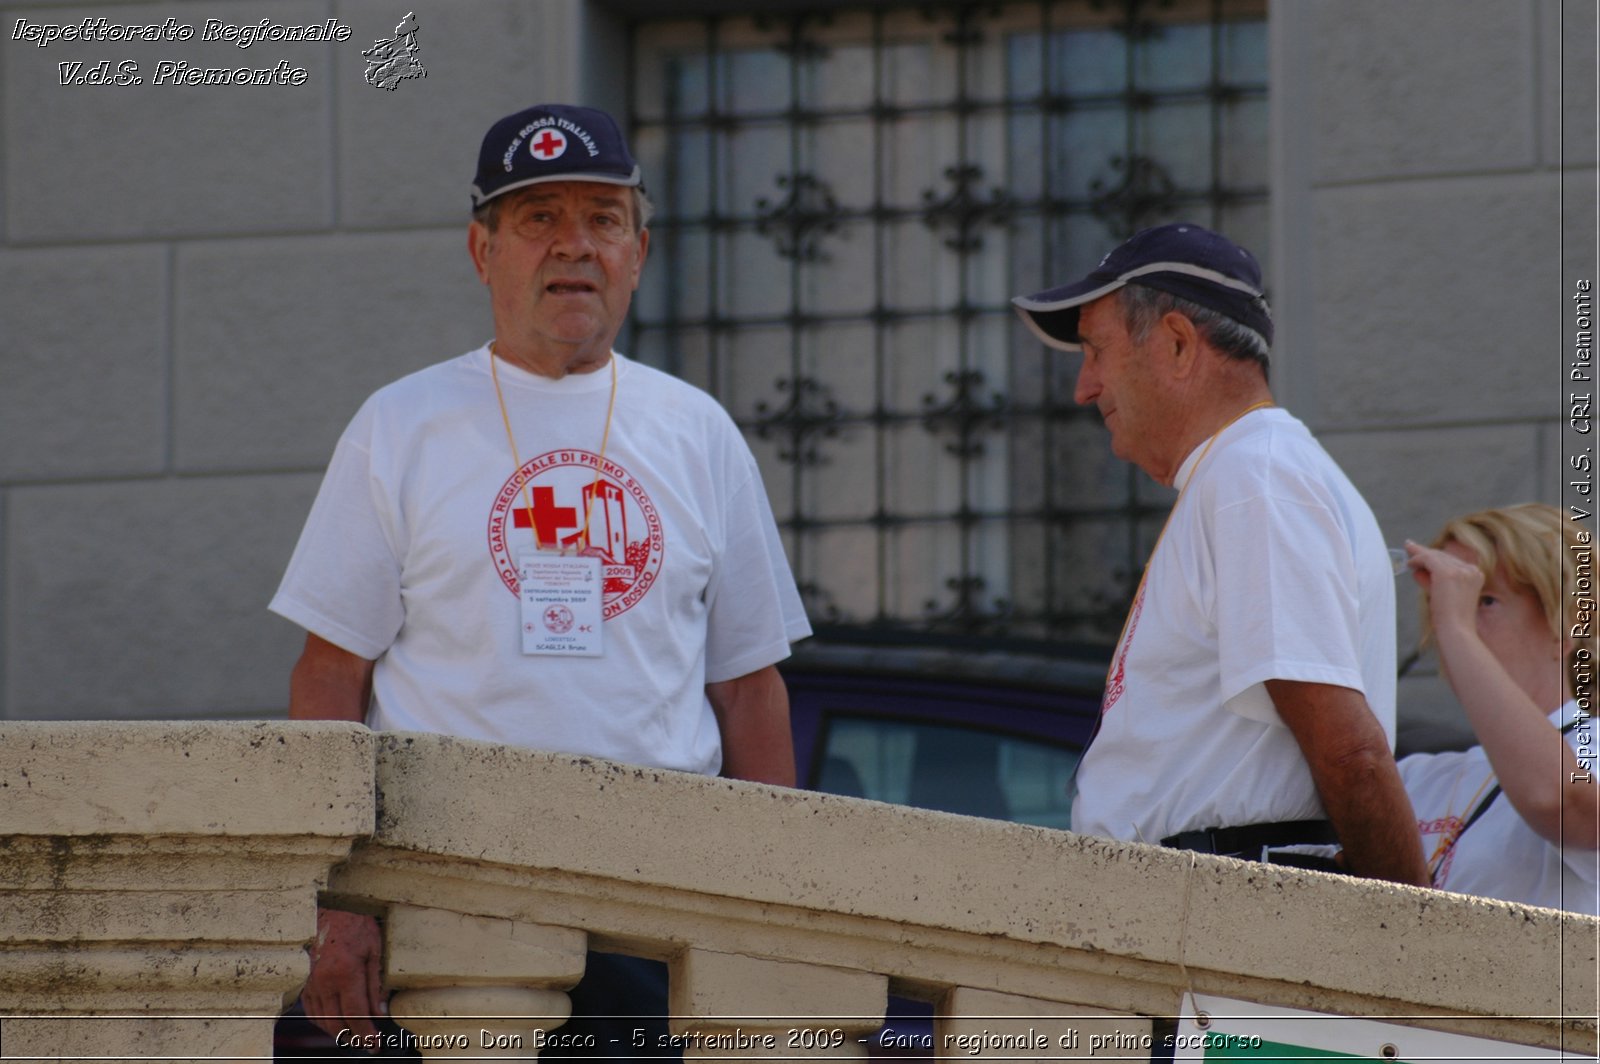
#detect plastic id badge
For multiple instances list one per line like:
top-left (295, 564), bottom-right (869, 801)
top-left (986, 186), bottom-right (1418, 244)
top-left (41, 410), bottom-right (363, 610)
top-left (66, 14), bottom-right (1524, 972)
top-left (517, 551), bottom-right (603, 656)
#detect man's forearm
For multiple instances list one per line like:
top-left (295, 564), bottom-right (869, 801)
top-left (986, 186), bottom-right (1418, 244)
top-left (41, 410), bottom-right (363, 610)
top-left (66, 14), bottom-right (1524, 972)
top-left (288, 633), bottom-right (375, 722)
top-left (1266, 679), bottom-right (1430, 886)
top-left (706, 664), bottom-right (796, 787)
top-left (1317, 749), bottom-right (1432, 885)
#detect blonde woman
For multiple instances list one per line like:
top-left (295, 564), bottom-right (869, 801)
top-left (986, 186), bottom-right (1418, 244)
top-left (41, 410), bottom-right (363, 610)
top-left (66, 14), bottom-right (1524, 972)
top-left (1398, 503), bottom-right (1597, 912)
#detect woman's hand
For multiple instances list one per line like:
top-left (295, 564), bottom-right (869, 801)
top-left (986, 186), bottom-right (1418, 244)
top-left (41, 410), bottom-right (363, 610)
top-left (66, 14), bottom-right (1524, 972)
top-left (1404, 539), bottom-right (1484, 643)
top-left (1403, 539), bottom-right (1596, 850)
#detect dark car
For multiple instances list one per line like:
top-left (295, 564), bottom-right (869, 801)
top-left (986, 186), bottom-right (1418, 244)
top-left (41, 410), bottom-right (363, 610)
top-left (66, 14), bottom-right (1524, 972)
top-left (781, 637), bottom-right (1107, 1059)
top-left (786, 638), bottom-right (1104, 823)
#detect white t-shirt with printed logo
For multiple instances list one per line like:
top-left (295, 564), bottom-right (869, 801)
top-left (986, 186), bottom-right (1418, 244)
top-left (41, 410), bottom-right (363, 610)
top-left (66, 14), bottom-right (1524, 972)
top-left (271, 346), bottom-right (811, 776)
top-left (1071, 408), bottom-right (1397, 844)
top-left (1398, 702), bottom-right (1598, 914)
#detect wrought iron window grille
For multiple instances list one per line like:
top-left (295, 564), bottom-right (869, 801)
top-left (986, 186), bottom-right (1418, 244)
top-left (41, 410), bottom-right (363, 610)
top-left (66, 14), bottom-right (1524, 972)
top-left (628, 0), bottom-right (1268, 648)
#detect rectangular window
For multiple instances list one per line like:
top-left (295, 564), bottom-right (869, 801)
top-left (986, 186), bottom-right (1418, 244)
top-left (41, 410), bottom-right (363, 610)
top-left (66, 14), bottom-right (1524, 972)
top-left (628, 0), bottom-right (1268, 648)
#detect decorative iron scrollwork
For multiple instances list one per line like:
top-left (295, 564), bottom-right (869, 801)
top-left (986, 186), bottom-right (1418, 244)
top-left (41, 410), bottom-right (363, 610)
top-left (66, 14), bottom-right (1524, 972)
top-left (928, 3), bottom-right (1002, 47)
top-left (796, 580), bottom-right (845, 625)
top-left (752, 375), bottom-right (845, 466)
top-left (1089, 154), bottom-right (1178, 239)
top-left (756, 10), bottom-right (833, 57)
top-left (1088, 0), bottom-right (1178, 40)
top-left (920, 369), bottom-right (1007, 459)
top-left (923, 573), bottom-right (1012, 635)
top-left (755, 172), bottom-right (845, 262)
top-left (920, 165), bottom-right (1013, 253)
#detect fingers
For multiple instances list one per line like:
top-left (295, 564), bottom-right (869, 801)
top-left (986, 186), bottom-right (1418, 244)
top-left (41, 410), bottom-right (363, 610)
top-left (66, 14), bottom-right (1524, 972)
top-left (1403, 539), bottom-right (1453, 570)
top-left (303, 909), bottom-right (386, 1046)
top-left (366, 933), bottom-right (388, 1024)
top-left (1401, 540), bottom-right (1428, 589)
top-left (1403, 539), bottom-right (1475, 581)
top-left (334, 983), bottom-right (384, 1045)
top-left (1403, 540), bottom-right (1485, 637)
top-left (1405, 540), bottom-right (1480, 582)
top-left (305, 991), bottom-right (371, 1044)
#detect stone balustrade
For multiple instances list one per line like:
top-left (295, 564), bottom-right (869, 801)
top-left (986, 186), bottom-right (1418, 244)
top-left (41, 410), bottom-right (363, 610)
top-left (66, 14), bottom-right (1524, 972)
top-left (2, 723), bottom-right (1596, 1062)
top-left (0, 721), bottom-right (374, 1062)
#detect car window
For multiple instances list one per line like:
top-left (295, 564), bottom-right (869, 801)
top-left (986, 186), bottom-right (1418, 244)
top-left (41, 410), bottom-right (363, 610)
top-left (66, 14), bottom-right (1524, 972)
top-left (813, 715), bottom-right (1079, 829)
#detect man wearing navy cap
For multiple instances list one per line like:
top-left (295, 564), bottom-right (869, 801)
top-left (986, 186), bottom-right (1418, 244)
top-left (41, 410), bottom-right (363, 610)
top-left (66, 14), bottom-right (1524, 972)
top-left (1014, 224), bottom-right (1428, 885)
top-left (273, 104), bottom-right (811, 1043)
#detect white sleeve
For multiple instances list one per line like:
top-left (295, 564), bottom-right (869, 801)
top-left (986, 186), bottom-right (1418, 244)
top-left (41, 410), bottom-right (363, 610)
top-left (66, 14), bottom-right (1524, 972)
top-left (269, 409), bottom-right (405, 661)
top-left (1212, 491), bottom-right (1368, 718)
top-left (701, 455), bottom-right (811, 684)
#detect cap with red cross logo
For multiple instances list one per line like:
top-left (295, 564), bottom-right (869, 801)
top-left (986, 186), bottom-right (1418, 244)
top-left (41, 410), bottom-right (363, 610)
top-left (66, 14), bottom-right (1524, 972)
top-left (471, 103), bottom-right (642, 209)
top-left (529, 128), bottom-right (567, 161)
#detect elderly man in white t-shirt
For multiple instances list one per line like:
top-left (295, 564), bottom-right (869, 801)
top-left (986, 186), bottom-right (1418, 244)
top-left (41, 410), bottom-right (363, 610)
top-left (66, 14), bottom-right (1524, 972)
top-left (1013, 224), bottom-right (1428, 886)
top-left (272, 103), bottom-right (811, 1047)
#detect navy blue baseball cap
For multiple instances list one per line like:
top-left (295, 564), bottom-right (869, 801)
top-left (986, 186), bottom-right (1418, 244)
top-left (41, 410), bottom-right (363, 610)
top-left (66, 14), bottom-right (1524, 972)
top-left (471, 103), bottom-right (642, 208)
top-left (1012, 223), bottom-right (1272, 350)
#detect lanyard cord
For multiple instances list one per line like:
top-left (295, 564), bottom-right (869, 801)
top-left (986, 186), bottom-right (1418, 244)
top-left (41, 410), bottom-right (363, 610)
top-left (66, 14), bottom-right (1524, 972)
top-left (490, 343), bottom-right (618, 553)
top-left (1427, 716), bottom-right (1582, 883)
top-left (1102, 400), bottom-right (1275, 692)
top-left (1425, 772), bottom-right (1496, 882)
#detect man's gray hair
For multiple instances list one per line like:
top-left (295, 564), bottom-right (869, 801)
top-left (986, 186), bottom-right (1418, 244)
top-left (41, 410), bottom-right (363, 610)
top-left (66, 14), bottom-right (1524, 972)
top-left (473, 185), bottom-right (655, 233)
top-left (633, 186), bottom-right (655, 230)
top-left (1119, 283), bottom-right (1271, 380)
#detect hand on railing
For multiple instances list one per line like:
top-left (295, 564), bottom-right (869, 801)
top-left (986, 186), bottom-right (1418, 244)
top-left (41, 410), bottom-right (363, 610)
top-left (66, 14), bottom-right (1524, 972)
top-left (302, 907), bottom-right (387, 1046)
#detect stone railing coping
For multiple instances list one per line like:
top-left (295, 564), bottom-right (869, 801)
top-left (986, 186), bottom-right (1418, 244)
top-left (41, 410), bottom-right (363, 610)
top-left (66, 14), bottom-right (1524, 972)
top-left (359, 731), bottom-right (1598, 1036)
top-left (2, 723), bottom-right (1592, 1053)
top-left (0, 720), bottom-right (376, 1036)
top-left (0, 720), bottom-right (374, 838)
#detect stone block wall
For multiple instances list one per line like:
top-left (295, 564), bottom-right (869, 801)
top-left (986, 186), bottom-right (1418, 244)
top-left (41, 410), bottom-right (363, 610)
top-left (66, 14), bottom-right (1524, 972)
top-left (0, 0), bottom-right (616, 719)
top-left (1272, 0), bottom-right (1597, 747)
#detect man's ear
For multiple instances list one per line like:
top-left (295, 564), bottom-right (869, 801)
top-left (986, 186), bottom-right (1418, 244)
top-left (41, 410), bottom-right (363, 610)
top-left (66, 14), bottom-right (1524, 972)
top-left (467, 220), bottom-right (492, 285)
top-left (631, 226), bottom-right (650, 291)
top-left (1162, 310), bottom-right (1203, 379)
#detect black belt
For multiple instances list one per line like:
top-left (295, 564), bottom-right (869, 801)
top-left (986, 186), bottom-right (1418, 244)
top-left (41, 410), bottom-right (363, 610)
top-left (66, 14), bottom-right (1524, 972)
top-left (1161, 819), bottom-right (1338, 857)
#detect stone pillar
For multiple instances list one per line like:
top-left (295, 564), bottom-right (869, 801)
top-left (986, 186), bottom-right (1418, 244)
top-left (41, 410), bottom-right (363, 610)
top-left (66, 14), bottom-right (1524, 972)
top-left (669, 948), bottom-right (886, 1061)
top-left (0, 721), bottom-right (374, 1063)
top-left (938, 988), bottom-right (1152, 1062)
top-left (385, 905), bottom-right (587, 1060)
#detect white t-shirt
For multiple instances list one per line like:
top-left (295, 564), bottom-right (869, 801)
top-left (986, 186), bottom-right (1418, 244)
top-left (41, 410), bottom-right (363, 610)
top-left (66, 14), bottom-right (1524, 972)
top-left (1072, 408), bottom-right (1397, 843)
top-left (1399, 702), bottom-right (1598, 914)
top-left (271, 346), bottom-right (811, 776)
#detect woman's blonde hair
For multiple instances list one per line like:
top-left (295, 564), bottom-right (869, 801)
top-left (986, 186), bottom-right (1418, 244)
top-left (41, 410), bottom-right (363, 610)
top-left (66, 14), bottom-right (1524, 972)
top-left (1425, 503), bottom-right (1595, 702)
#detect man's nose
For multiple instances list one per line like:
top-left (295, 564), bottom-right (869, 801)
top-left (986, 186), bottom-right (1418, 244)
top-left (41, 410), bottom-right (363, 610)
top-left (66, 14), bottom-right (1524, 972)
top-left (1072, 357), bottom-right (1098, 406)
top-left (551, 216), bottom-right (597, 257)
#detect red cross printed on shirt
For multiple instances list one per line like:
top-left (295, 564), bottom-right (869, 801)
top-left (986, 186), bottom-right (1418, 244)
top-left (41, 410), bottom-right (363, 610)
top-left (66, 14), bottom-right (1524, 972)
top-left (488, 449), bottom-right (666, 618)
top-left (530, 129), bottom-right (567, 161)
top-left (513, 486), bottom-right (576, 547)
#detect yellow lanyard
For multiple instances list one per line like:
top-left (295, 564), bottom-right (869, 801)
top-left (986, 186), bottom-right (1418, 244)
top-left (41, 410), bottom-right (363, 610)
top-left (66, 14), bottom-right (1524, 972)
top-left (489, 343), bottom-right (618, 553)
top-left (1425, 769), bottom-right (1497, 883)
top-left (1104, 401), bottom-right (1275, 691)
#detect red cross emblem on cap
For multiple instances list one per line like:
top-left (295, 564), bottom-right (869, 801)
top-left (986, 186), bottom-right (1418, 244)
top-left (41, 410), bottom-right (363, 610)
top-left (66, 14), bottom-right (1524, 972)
top-left (530, 128), bottom-right (567, 161)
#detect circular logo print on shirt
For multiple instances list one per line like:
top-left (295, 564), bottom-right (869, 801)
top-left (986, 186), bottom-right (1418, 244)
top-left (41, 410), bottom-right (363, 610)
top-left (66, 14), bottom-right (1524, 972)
top-left (488, 449), bottom-right (665, 621)
top-left (529, 128), bottom-right (568, 161)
